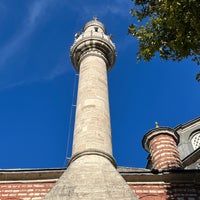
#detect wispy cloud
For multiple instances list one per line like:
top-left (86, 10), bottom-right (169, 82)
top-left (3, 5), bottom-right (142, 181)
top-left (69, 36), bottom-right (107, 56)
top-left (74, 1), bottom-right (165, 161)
top-left (28, 0), bottom-right (48, 25)
top-left (44, 60), bottom-right (71, 81)
top-left (76, 1), bottom-right (134, 52)
top-left (0, 0), bottom-right (133, 90)
top-left (79, 0), bottom-right (132, 19)
top-left (107, 0), bottom-right (132, 17)
top-left (58, 0), bottom-right (131, 23)
top-left (0, 0), bottom-right (64, 90)
top-left (0, 0), bottom-right (50, 67)
top-left (0, 80), bottom-right (28, 90)
top-left (0, 64), bottom-right (70, 91)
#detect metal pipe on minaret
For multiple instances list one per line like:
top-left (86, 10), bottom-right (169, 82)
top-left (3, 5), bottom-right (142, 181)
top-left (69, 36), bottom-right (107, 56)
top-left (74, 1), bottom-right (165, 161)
top-left (44, 18), bottom-right (138, 200)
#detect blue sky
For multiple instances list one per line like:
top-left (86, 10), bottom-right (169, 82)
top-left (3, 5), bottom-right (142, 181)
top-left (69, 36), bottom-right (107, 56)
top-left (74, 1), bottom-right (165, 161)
top-left (0, 0), bottom-right (199, 169)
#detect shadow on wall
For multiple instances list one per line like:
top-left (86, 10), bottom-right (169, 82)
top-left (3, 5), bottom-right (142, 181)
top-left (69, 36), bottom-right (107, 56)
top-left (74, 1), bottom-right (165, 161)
top-left (132, 181), bottom-right (200, 199)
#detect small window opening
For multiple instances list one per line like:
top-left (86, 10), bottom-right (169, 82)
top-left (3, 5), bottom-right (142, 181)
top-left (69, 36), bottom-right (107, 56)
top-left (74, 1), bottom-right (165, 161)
top-left (94, 27), bottom-right (98, 32)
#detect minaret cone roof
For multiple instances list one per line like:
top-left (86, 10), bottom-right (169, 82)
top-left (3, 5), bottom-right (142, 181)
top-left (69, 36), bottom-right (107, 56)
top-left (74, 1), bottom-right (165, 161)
top-left (83, 17), bottom-right (106, 33)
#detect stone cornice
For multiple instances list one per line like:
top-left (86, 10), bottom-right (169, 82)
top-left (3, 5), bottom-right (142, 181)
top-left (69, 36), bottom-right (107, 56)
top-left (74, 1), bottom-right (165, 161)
top-left (0, 168), bottom-right (200, 184)
top-left (182, 147), bottom-right (200, 167)
top-left (68, 149), bottom-right (117, 167)
top-left (175, 117), bottom-right (200, 132)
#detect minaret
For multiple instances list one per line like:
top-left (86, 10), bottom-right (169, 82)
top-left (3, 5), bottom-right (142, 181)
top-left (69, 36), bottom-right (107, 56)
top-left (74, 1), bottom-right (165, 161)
top-left (44, 18), bottom-right (138, 199)
top-left (69, 17), bottom-right (116, 165)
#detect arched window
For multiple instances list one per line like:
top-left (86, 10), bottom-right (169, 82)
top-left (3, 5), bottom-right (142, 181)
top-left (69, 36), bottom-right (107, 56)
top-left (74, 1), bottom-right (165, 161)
top-left (191, 130), bottom-right (200, 150)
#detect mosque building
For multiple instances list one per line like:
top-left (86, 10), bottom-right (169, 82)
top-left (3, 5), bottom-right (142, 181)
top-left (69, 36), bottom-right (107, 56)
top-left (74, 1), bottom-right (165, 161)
top-left (0, 18), bottom-right (200, 200)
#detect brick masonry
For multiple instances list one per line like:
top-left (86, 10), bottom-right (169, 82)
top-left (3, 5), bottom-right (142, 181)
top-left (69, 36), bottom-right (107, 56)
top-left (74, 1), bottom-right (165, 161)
top-left (143, 128), bottom-right (183, 170)
top-left (1, 181), bottom-right (200, 200)
top-left (0, 182), bottom-right (53, 200)
top-left (149, 134), bottom-right (182, 170)
top-left (131, 183), bottom-right (200, 200)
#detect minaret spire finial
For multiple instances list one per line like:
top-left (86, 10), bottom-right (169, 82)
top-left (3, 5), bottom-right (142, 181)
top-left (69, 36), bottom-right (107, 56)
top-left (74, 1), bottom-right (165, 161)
top-left (155, 121), bottom-right (159, 128)
top-left (93, 16), bottom-right (98, 20)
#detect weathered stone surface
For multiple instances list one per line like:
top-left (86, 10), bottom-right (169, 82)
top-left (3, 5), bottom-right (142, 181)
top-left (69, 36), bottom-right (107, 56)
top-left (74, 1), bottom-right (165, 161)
top-left (72, 55), bottom-right (112, 157)
top-left (44, 155), bottom-right (138, 200)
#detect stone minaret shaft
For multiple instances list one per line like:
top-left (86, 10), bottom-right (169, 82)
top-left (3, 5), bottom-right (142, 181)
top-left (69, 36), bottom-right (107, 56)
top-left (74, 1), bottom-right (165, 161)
top-left (70, 22), bottom-right (115, 165)
top-left (44, 18), bottom-right (138, 200)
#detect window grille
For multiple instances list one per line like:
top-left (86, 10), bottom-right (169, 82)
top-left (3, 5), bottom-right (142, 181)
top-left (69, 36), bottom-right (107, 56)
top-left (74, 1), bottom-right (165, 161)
top-left (191, 131), bottom-right (200, 150)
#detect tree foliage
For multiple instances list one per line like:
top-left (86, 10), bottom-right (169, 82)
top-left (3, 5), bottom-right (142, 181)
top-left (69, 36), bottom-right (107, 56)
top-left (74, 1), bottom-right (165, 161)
top-left (129, 0), bottom-right (200, 79)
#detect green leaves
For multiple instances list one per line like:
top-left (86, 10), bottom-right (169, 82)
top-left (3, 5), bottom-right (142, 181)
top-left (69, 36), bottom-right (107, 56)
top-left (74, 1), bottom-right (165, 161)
top-left (129, 0), bottom-right (200, 70)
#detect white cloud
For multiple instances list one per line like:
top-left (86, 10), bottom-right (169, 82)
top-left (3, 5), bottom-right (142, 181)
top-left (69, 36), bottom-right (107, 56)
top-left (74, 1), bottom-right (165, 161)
top-left (0, 0), bottom-right (51, 67)
top-left (28, 0), bottom-right (48, 25)
top-left (0, 0), bottom-right (61, 90)
top-left (57, 0), bottom-right (131, 23)
top-left (0, 0), bottom-right (133, 90)
top-left (79, 0), bottom-right (132, 19)
top-left (44, 61), bottom-right (71, 81)
top-left (107, 0), bottom-right (132, 17)
top-left (0, 0), bottom-right (131, 68)
top-left (0, 80), bottom-right (27, 90)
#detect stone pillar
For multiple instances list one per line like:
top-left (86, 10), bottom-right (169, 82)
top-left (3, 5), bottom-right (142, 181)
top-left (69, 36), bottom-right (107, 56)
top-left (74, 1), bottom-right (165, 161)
top-left (143, 127), bottom-right (183, 170)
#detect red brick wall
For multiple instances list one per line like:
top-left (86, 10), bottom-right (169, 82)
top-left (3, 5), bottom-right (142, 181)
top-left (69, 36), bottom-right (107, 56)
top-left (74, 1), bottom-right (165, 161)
top-left (1, 181), bottom-right (200, 200)
top-left (0, 182), bottom-right (54, 200)
top-left (148, 134), bottom-right (182, 170)
top-left (130, 183), bottom-right (200, 200)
